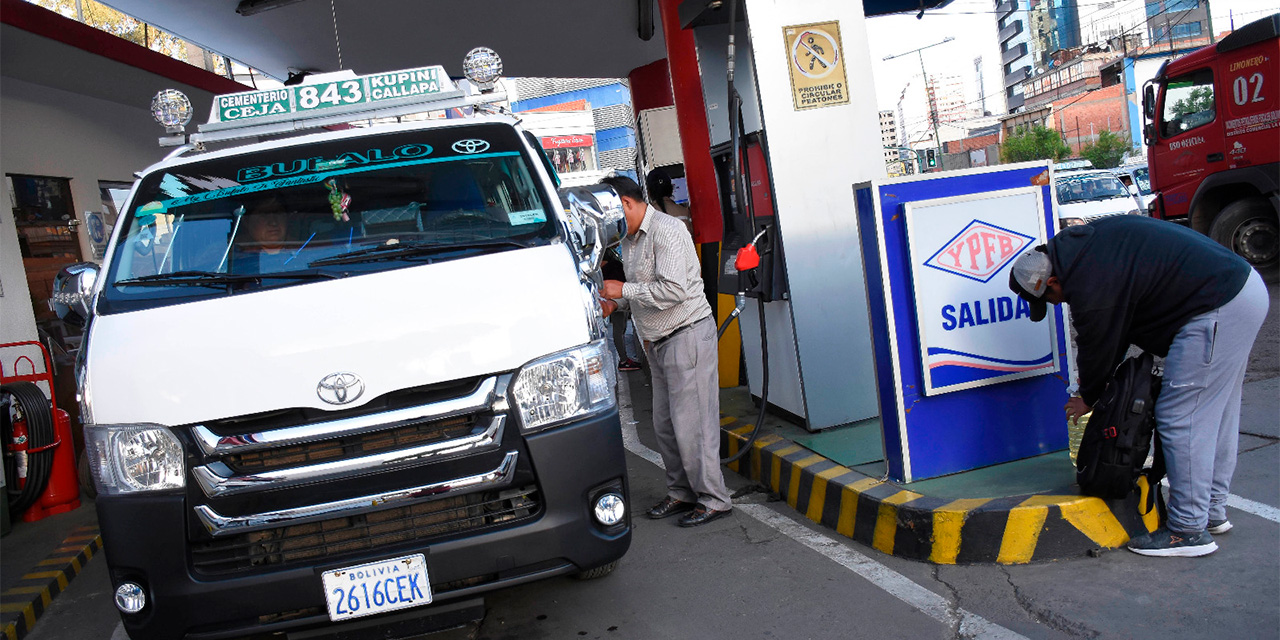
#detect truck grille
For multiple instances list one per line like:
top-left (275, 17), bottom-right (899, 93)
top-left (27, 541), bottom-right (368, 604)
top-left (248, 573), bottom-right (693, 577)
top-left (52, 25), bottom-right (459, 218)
top-left (191, 486), bottom-right (540, 575)
top-left (225, 415), bottom-right (475, 474)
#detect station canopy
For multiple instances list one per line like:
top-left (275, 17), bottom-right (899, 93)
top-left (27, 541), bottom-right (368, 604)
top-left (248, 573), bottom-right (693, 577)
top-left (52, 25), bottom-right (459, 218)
top-left (101, 0), bottom-right (953, 81)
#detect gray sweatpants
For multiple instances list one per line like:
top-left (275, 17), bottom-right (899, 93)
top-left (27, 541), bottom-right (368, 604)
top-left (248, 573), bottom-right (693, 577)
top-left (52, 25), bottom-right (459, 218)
top-left (647, 315), bottom-right (733, 511)
top-left (1158, 269), bottom-right (1269, 533)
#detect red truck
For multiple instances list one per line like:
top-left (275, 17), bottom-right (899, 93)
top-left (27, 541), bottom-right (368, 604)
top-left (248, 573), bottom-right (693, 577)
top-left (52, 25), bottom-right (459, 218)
top-left (1142, 14), bottom-right (1279, 276)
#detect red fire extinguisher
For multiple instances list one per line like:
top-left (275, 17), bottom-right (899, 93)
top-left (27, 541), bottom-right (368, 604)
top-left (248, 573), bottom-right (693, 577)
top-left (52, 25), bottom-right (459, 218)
top-left (31, 409), bottom-right (81, 520)
top-left (8, 406), bottom-right (29, 490)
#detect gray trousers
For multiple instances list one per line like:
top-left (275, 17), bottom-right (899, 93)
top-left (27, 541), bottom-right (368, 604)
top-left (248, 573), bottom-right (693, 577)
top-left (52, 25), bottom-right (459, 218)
top-left (647, 315), bottom-right (733, 511)
top-left (1158, 269), bottom-right (1269, 532)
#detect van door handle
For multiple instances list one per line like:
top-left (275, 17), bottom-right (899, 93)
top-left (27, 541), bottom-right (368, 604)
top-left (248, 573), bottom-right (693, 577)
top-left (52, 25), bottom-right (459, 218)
top-left (1207, 153), bottom-right (1224, 162)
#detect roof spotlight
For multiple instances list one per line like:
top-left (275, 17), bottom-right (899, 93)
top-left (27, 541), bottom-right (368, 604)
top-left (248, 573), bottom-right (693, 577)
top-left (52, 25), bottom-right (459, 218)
top-left (151, 89), bottom-right (193, 133)
top-left (462, 47), bottom-right (503, 93)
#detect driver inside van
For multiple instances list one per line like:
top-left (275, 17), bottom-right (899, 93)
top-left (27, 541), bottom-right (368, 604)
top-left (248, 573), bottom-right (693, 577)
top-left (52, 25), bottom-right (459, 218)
top-left (234, 197), bottom-right (295, 272)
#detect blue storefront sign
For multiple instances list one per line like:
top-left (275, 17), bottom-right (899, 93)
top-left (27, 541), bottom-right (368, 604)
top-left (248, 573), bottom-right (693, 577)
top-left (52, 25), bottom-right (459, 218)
top-left (855, 162), bottom-right (1072, 482)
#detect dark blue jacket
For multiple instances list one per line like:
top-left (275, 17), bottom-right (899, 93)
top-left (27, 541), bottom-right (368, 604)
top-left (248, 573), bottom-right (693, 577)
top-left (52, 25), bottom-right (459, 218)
top-left (1047, 216), bottom-right (1251, 406)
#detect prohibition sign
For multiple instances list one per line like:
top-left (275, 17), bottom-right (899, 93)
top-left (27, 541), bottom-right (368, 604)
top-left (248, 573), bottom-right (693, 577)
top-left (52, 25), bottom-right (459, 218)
top-left (790, 29), bottom-right (840, 79)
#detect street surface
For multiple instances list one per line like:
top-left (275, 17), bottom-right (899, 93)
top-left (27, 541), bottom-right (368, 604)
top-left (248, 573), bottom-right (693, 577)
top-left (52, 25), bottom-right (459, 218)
top-left (13, 282), bottom-right (1279, 640)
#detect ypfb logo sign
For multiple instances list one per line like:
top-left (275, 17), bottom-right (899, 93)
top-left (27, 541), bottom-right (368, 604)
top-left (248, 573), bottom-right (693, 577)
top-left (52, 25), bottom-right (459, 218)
top-left (923, 220), bottom-right (1033, 283)
top-left (903, 187), bottom-right (1058, 396)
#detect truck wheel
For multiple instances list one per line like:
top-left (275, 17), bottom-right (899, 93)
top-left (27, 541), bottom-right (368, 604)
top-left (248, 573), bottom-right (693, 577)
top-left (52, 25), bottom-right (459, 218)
top-left (572, 560), bottom-right (619, 580)
top-left (1210, 198), bottom-right (1279, 276)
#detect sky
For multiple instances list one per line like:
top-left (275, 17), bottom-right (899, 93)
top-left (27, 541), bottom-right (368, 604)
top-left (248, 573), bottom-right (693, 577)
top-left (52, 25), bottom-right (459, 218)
top-left (863, 0), bottom-right (1280, 143)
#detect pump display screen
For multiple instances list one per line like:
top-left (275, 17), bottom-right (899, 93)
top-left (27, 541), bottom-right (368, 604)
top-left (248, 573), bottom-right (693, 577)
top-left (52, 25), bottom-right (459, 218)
top-left (100, 123), bottom-right (556, 313)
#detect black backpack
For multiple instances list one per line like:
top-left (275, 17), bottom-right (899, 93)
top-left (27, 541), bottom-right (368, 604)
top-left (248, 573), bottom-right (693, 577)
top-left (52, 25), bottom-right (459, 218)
top-left (1075, 352), bottom-right (1164, 500)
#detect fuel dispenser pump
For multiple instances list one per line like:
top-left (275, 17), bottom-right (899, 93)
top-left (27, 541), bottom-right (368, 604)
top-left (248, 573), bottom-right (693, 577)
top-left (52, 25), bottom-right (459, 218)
top-left (697, 0), bottom-right (788, 461)
top-left (682, 0), bottom-right (887, 436)
top-left (713, 137), bottom-right (788, 304)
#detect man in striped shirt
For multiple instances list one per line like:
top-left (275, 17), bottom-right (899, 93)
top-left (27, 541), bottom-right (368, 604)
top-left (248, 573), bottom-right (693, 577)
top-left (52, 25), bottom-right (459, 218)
top-left (599, 176), bottom-right (732, 527)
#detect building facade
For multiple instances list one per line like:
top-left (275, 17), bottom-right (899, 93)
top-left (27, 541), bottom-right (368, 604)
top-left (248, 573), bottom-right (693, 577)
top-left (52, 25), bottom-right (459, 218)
top-left (996, 0), bottom-right (1090, 113)
top-left (1145, 0), bottom-right (1211, 48)
top-left (511, 78), bottom-right (638, 182)
top-left (879, 109), bottom-right (899, 163)
top-left (997, 0), bottom-right (1034, 111)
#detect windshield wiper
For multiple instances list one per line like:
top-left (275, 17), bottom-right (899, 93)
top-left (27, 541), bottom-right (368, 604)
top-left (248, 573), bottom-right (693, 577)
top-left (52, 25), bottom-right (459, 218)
top-left (115, 269), bottom-right (340, 287)
top-left (308, 239), bottom-right (529, 267)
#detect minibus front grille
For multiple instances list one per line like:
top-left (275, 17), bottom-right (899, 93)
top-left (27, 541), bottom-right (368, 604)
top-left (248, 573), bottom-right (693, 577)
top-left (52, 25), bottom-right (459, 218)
top-left (190, 486), bottom-right (540, 575)
top-left (224, 415), bottom-right (476, 474)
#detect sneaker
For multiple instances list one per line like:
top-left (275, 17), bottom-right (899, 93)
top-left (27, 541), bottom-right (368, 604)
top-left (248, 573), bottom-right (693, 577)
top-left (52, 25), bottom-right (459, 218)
top-left (1207, 519), bottom-right (1233, 535)
top-left (1127, 527), bottom-right (1217, 557)
top-left (618, 358), bottom-right (642, 372)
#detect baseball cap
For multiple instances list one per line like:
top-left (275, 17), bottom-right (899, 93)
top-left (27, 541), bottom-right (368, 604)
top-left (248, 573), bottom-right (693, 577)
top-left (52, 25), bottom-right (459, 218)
top-left (1008, 246), bottom-right (1052, 322)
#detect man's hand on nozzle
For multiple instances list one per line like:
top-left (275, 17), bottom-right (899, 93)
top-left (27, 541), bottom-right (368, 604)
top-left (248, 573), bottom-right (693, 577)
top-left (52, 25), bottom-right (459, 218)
top-left (601, 280), bottom-right (625, 299)
top-left (600, 298), bottom-right (618, 317)
top-left (1065, 396), bottom-right (1091, 424)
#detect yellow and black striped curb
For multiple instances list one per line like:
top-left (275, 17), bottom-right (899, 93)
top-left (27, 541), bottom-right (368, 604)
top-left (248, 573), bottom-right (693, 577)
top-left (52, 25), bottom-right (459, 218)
top-left (719, 418), bottom-right (1160, 564)
top-left (2, 525), bottom-right (103, 640)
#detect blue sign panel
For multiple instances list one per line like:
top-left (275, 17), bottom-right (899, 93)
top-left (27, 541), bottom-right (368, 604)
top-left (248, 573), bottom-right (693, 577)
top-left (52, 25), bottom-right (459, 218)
top-left (855, 162), bottom-right (1071, 482)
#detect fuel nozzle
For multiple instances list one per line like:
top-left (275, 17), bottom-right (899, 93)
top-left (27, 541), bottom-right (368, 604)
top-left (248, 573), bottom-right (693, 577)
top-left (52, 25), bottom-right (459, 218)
top-left (734, 227), bottom-right (769, 272)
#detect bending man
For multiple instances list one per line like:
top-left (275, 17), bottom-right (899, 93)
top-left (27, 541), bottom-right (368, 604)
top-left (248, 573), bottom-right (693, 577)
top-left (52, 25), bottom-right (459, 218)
top-left (1009, 216), bottom-right (1268, 557)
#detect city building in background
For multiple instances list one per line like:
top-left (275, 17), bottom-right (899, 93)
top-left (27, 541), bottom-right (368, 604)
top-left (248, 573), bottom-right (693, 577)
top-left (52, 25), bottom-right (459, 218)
top-left (879, 109), bottom-right (899, 163)
top-left (511, 79), bottom-right (637, 184)
top-left (928, 74), bottom-right (977, 124)
top-left (1146, 0), bottom-right (1211, 47)
top-left (1028, 0), bottom-right (1082, 70)
top-left (997, 0), bottom-right (1034, 111)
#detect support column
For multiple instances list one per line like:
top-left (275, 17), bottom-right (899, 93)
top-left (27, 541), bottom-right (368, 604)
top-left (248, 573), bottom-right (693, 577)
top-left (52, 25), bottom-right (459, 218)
top-left (657, 0), bottom-right (723, 246)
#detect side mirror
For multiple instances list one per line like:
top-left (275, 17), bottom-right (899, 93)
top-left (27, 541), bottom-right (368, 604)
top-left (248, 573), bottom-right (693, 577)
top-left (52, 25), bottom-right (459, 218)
top-left (51, 262), bottom-right (100, 328)
top-left (561, 185), bottom-right (627, 270)
top-left (1142, 84), bottom-right (1156, 120)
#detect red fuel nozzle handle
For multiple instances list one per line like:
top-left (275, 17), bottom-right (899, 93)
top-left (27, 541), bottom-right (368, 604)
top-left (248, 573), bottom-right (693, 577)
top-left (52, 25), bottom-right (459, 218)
top-left (735, 245), bottom-right (760, 271)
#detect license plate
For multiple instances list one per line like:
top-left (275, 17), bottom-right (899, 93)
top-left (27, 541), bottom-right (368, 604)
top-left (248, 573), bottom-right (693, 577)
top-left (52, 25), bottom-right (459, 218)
top-left (321, 554), bottom-right (432, 622)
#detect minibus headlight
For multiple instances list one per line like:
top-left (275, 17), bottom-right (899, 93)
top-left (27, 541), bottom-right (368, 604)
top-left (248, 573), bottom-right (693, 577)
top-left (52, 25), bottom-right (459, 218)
top-left (85, 425), bottom-right (185, 495)
top-left (511, 340), bottom-right (616, 432)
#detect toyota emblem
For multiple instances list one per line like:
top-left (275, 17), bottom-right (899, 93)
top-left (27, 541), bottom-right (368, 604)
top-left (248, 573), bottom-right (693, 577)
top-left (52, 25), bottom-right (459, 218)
top-left (452, 139), bottom-right (490, 154)
top-left (317, 372), bottom-right (365, 405)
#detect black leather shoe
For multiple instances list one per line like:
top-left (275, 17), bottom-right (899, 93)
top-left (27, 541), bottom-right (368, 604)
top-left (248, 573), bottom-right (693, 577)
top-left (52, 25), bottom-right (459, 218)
top-left (678, 506), bottom-right (732, 527)
top-left (647, 497), bottom-right (696, 519)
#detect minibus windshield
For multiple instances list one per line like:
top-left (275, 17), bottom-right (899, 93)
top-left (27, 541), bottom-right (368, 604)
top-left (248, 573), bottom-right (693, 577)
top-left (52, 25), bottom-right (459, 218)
top-left (101, 124), bottom-right (556, 312)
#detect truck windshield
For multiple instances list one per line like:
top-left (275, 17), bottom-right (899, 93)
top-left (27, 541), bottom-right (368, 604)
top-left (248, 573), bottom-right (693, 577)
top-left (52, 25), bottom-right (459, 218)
top-left (1160, 69), bottom-right (1215, 138)
top-left (1055, 174), bottom-right (1129, 204)
top-left (101, 123), bottom-right (556, 312)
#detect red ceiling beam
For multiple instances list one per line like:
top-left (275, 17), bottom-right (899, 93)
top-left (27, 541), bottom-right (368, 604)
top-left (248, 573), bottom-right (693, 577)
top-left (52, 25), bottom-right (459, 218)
top-left (1, 0), bottom-right (247, 95)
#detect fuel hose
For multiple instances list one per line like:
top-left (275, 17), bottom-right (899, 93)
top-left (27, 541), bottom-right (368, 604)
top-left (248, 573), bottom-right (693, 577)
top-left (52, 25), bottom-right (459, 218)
top-left (719, 0), bottom-right (768, 465)
top-left (2, 382), bottom-right (57, 515)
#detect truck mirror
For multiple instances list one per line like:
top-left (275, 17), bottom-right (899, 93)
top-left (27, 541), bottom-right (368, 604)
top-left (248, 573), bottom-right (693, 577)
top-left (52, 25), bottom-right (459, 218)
top-left (562, 185), bottom-right (626, 270)
top-left (50, 262), bottom-right (100, 328)
top-left (1142, 84), bottom-right (1155, 120)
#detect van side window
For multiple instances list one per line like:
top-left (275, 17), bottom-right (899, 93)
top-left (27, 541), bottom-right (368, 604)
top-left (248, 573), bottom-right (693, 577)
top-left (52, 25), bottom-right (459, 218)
top-left (1161, 68), bottom-right (1215, 138)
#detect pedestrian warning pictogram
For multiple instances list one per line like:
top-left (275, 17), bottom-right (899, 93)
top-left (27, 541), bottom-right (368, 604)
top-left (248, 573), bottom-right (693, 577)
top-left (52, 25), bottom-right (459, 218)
top-left (783, 21), bottom-right (849, 111)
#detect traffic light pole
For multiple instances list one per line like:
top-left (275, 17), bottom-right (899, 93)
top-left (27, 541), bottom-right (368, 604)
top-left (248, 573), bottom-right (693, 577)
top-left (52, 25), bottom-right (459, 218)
top-left (917, 50), bottom-right (942, 168)
top-left (884, 37), bottom-right (953, 172)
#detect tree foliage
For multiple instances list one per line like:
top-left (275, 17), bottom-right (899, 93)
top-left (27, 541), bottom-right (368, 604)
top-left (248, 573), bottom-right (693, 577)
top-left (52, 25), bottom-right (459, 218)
top-left (30, 0), bottom-right (188, 61)
top-left (1080, 130), bottom-right (1132, 169)
top-left (1000, 125), bottom-right (1071, 163)
top-left (1171, 87), bottom-right (1214, 119)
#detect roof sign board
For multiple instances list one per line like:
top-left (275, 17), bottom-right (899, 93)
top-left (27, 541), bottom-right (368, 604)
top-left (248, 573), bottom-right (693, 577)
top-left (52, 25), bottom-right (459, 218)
top-left (209, 66), bottom-right (460, 126)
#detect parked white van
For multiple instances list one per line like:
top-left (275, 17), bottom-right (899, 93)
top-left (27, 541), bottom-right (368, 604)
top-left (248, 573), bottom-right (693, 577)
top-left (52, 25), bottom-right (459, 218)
top-left (54, 54), bottom-right (632, 640)
top-left (1054, 169), bottom-right (1145, 227)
